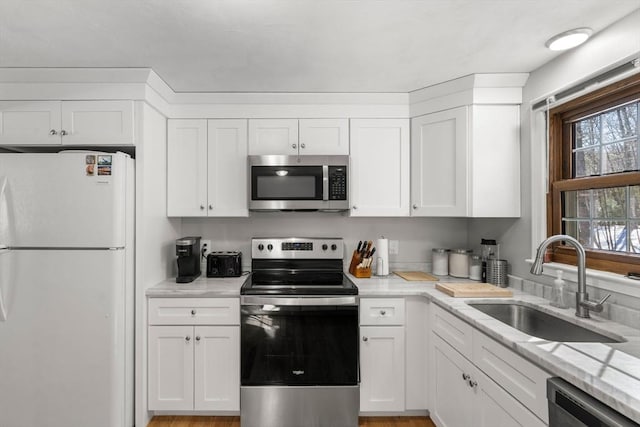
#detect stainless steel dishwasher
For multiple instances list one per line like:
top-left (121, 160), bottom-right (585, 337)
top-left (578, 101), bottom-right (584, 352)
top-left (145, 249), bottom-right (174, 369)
top-left (547, 378), bottom-right (639, 426)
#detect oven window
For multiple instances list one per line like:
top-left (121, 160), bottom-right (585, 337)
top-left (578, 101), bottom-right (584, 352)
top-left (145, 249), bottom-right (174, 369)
top-left (251, 166), bottom-right (323, 200)
top-left (241, 305), bottom-right (358, 386)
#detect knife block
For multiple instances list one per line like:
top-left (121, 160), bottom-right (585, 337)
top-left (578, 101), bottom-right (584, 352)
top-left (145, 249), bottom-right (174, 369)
top-left (353, 266), bottom-right (372, 278)
top-left (348, 250), bottom-right (361, 275)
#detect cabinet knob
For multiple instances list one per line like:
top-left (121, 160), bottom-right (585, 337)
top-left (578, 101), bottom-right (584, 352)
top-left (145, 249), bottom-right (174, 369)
top-left (380, 310), bottom-right (386, 316)
top-left (362, 336), bottom-right (368, 342)
top-left (352, 206), bottom-right (357, 210)
top-left (60, 130), bottom-right (68, 136)
top-left (200, 205), bottom-right (205, 210)
top-left (49, 129), bottom-right (58, 136)
top-left (208, 205), bottom-right (213, 210)
top-left (292, 144), bottom-right (297, 149)
top-left (185, 336), bottom-right (191, 342)
top-left (468, 380), bottom-right (478, 388)
top-left (462, 373), bottom-right (470, 381)
top-left (191, 309), bottom-right (197, 315)
top-left (413, 204), bottom-right (417, 209)
top-left (195, 336), bottom-right (201, 342)
top-left (300, 143), bottom-right (306, 149)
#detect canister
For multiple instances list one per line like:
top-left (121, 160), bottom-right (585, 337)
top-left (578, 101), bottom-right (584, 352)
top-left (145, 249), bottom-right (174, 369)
top-left (469, 255), bottom-right (482, 280)
top-left (432, 248), bottom-right (449, 276)
top-left (449, 249), bottom-right (471, 278)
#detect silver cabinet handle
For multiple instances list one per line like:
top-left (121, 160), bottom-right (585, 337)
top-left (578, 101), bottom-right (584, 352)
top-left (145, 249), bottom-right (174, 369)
top-left (292, 144), bottom-right (297, 149)
top-left (60, 130), bottom-right (68, 136)
top-left (462, 373), bottom-right (470, 381)
top-left (191, 309), bottom-right (196, 315)
top-left (362, 336), bottom-right (368, 342)
top-left (301, 143), bottom-right (306, 149)
top-left (49, 129), bottom-right (58, 136)
top-left (413, 204), bottom-right (417, 209)
top-left (200, 205), bottom-right (205, 210)
top-left (185, 336), bottom-right (191, 342)
top-left (208, 205), bottom-right (213, 210)
top-left (380, 310), bottom-right (386, 316)
top-left (468, 379), bottom-right (478, 388)
top-left (352, 206), bottom-right (357, 210)
top-left (195, 336), bottom-right (201, 342)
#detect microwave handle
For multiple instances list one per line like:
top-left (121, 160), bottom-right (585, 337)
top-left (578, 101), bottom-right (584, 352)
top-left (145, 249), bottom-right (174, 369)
top-left (322, 165), bottom-right (329, 201)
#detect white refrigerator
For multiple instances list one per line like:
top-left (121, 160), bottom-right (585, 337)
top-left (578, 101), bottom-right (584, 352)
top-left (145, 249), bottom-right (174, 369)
top-left (0, 151), bottom-right (134, 427)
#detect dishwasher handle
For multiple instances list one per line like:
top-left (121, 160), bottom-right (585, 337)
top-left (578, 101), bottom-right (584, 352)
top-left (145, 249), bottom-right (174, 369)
top-left (547, 377), bottom-right (639, 426)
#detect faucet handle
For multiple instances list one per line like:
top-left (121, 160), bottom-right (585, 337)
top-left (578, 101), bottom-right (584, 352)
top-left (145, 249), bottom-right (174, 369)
top-left (581, 293), bottom-right (611, 314)
top-left (597, 293), bottom-right (612, 305)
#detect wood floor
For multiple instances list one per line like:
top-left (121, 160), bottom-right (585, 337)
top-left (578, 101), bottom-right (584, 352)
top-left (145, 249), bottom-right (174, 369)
top-left (147, 416), bottom-right (436, 427)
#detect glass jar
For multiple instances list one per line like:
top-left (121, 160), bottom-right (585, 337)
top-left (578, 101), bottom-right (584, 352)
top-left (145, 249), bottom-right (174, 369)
top-left (469, 255), bottom-right (482, 280)
top-left (432, 248), bottom-right (449, 276)
top-left (449, 249), bottom-right (471, 278)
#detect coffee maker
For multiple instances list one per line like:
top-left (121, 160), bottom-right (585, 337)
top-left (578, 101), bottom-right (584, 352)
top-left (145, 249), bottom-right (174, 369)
top-left (176, 236), bottom-right (201, 283)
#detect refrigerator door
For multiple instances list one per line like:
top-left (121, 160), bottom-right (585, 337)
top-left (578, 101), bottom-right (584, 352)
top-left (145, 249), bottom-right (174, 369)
top-left (0, 151), bottom-right (130, 248)
top-left (0, 249), bottom-right (131, 427)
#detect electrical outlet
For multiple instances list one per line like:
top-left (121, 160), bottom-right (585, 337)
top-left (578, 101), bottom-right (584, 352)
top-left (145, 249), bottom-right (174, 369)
top-left (200, 239), bottom-right (211, 268)
top-left (389, 240), bottom-right (399, 255)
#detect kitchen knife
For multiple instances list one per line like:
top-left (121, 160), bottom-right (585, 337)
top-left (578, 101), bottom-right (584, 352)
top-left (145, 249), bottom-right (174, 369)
top-left (369, 247), bottom-right (376, 258)
top-left (356, 241), bottom-right (362, 252)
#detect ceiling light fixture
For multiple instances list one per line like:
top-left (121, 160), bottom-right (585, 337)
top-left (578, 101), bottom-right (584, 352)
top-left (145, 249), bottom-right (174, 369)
top-left (545, 28), bottom-right (593, 51)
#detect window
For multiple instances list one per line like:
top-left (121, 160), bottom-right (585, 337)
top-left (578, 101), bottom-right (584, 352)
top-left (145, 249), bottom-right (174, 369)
top-left (548, 74), bottom-right (640, 275)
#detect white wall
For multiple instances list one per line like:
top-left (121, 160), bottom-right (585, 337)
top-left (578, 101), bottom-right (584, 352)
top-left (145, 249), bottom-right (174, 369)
top-left (135, 102), bottom-right (181, 427)
top-left (468, 10), bottom-right (640, 280)
top-left (181, 215), bottom-right (469, 272)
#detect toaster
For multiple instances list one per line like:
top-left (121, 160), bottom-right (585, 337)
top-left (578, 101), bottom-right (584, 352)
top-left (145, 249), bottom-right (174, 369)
top-left (206, 251), bottom-right (242, 277)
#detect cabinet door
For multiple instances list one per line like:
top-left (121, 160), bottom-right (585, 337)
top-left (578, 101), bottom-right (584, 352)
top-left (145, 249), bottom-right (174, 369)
top-left (411, 107), bottom-right (468, 216)
top-left (360, 326), bottom-right (405, 412)
top-left (0, 101), bottom-right (61, 145)
top-left (350, 119), bottom-right (410, 216)
top-left (299, 118), bottom-right (349, 155)
top-left (475, 369), bottom-right (547, 427)
top-left (148, 326), bottom-right (195, 411)
top-left (248, 119), bottom-right (298, 155)
top-left (167, 119), bottom-right (208, 216)
top-left (429, 333), bottom-right (475, 427)
top-left (207, 120), bottom-right (248, 216)
top-left (194, 326), bottom-right (240, 411)
top-left (61, 100), bottom-right (135, 145)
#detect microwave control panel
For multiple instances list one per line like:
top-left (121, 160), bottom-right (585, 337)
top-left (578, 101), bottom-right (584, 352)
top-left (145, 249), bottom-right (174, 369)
top-left (328, 166), bottom-right (347, 200)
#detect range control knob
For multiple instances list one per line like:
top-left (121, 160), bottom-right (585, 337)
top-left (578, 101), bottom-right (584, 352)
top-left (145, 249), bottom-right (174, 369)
top-left (267, 244), bottom-right (273, 251)
top-left (258, 244), bottom-right (264, 251)
top-left (331, 244), bottom-right (337, 251)
top-left (322, 244), bottom-right (328, 251)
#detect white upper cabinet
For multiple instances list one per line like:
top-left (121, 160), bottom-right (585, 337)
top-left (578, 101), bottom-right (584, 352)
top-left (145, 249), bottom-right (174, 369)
top-left (299, 119), bottom-right (349, 155)
top-left (207, 120), bottom-right (249, 217)
top-left (0, 100), bottom-right (135, 145)
top-left (167, 119), bottom-right (249, 217)
top-left (248, 118), bottom-right (349, 155)
top-left (350, 118), bottom-right (410, 216)
top-left (411, 104), bottom-right (520, 217)
top-left (167, 119), bottom-right (209, 217)
top-left (411, 106), bottom-right (468, 217)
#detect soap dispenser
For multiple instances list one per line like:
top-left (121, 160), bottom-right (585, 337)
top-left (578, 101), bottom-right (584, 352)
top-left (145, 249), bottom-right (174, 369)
top-left (550, 270), bottom-right (569, 309)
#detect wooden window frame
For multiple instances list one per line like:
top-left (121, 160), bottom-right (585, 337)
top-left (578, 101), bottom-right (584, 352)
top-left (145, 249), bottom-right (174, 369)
top-left (548, 73), bottom-right (640, 275)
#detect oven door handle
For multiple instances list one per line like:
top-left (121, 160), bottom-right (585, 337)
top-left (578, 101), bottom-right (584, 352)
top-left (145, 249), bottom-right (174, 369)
top-left (241, 296), bottom-right (357, 306)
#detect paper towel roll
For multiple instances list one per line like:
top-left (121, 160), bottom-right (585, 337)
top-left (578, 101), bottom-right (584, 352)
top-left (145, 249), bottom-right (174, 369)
top-left (376, 238), bottom-right (389, 276)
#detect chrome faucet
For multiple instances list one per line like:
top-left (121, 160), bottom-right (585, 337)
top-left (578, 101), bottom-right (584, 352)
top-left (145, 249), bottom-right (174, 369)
top-left (531, 235), bottom-right (610, 318)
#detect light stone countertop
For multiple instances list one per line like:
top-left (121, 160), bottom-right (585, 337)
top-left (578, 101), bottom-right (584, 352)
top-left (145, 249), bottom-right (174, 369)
top-left (146, 272), bottom-right (640, 422)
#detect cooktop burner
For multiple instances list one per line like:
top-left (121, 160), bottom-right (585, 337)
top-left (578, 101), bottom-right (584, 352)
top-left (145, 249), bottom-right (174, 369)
top-left (240, 237), bottom-right (358, 296)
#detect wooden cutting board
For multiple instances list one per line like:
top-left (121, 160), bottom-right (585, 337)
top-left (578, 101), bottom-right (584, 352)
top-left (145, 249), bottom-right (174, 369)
top-left (436, 282), bottom-right (513, 298)
top-left (394, 271), bottom-right (439, 281)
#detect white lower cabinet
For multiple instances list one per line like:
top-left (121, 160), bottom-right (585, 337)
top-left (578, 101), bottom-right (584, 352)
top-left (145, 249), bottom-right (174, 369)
top-left (148, 298), bottom-right (240, 412)
top-left (429, 305), bottom-right (549, 426)
top-left (359, 298), bottom-right (406, 412)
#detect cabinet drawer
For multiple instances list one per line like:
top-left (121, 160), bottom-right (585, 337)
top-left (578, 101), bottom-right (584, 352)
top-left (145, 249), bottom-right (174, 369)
top-left (431, 304), bottom-right (473, 359)
top-left (360, 298), bottom-right (405, 326)
top-left (149, 298), bottom-right (239, 325)
top-left (473, 330), bottom-right (550, 423)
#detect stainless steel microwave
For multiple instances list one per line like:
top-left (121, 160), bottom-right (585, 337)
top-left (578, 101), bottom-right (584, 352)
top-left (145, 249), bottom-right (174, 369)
top-left (248, 155), bottom-right (349, 212)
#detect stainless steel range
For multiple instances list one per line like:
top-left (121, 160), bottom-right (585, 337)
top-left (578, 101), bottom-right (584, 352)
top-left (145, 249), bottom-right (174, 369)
top-left (240, 237), bottom-right (359, 427)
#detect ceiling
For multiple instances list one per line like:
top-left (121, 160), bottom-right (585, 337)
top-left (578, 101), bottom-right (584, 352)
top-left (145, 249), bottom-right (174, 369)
top-left (0, 0), bottom-right (638, 93)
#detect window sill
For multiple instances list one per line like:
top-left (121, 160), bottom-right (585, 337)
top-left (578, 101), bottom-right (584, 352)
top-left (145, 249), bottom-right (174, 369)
top-left (524, 259), bottom-right (640, 298)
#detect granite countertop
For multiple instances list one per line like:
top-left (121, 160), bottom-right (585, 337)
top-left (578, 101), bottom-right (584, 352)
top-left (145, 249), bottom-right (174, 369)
top-left (147, 272), bottom-right (640, 422)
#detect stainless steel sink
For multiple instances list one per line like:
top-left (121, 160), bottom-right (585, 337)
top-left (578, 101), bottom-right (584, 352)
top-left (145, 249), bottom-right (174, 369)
top-left (467, 303), bottom-right (625, 343)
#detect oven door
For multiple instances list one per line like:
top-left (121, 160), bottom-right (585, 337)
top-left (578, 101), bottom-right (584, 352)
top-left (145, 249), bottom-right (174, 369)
top-left (240, 296), bottom-right (358, 386)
